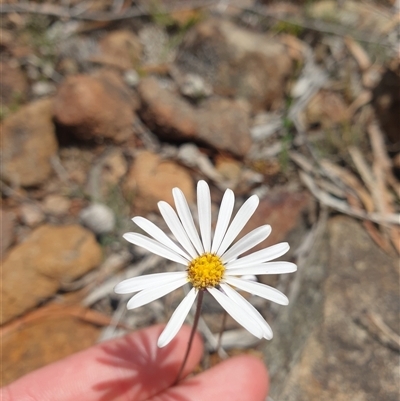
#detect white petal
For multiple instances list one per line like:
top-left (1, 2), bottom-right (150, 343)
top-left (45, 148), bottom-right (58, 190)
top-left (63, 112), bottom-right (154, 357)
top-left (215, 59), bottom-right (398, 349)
top-left (225, 262), bottom-right (297, 276)
top-left (157, 288), bottom-right (198, 347)
top-left (123, 233), bottom-right (188, 265)
top-left (220, 283), bottom-right (273, 340)
top-left (173, 188), bottom-right (204, 255)
top-left (221, 225), bottom-right (271, 263)
top-left (197, 180), bottom-right (212, 252)
top-left (216, 195), bottom-right (259, 256)
top-left (224, 276), bottom-right (289, 305)
top-left (240, 274), bottom-right (257, 282)
top-left (158, 201), bottom-right (198, 259)
top-left (114, 271), bottom-right (187, 294)
top-left (211, 189), bottom-right (234, 253)
top-left (208, 287), bottom-right (264, 339)
top-left (127, 277), bottom-right (187, 309)
top-left (227, 243), bottom-right (290, 269)
top-left (133, 216), bottom-right (191, 261)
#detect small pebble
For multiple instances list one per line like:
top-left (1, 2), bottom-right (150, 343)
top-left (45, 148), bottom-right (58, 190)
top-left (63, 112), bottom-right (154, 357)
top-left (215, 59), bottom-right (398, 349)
top-left (79, 203), bottom-right (115, 235)
top-left (180, 73), bottom-right (212, 98)
top-left (20, 203), bottom-right (45, 227)
top-left (31, 81), bottom-right (56, 97)
top-left (124, 69), bottom-right (140, 87)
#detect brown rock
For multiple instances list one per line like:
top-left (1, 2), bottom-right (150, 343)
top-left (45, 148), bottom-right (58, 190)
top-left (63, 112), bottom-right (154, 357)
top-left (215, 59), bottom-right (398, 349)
top-left (265, 217), bottom-right (399, 401)
top-left (42, 194), bottom-right (71, 216)
top-left (0, 209), bottom-right (15, 259)
top-left (0, 99), bottom-right (58, 187)
top-left (138, 77), bottom-right (252, 157)
top-left (0, 60), bottom-right (28, 107)
top-left (176, 18), bottom-right (293, 111)
top-left (1, 224), bottom-right (102, 324)
top-left (1, 315), bottom-right (100, 385)
top-left (138, 77), bottom-right (198, 140)
top-left (123, 151), bottom-right (194, 213)
top-left (53, 71), bottom-right (136, 142)
top-left (240, 190), bottom-right (311, 251)
top-left (198, 97), bottom-right (251, 157)
top-left (98, 30), bottom-right (142, 70)
top-left (304, 90), bottom-right (350, 129)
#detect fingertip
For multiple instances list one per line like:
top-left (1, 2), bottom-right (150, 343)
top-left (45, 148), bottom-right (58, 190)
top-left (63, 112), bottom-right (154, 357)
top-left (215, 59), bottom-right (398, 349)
top-left (237, 354), bottom-right (269, 397)
top-left (217, 354), bottom-right (269, 400)
top-left (166, 353), bottom-right (269, 401)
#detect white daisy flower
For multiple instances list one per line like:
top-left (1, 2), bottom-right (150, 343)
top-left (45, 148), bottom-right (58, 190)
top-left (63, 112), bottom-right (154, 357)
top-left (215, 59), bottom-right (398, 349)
top-left (115, 180), bottom-right (297, 347)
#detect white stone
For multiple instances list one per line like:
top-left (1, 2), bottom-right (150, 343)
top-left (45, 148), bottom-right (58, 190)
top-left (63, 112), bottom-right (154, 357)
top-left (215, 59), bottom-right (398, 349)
top-left (79, 203), bottom-right (115, 235)
top-left (124, 69), bottom-right (140, 87)
top-left (20, 203), bottom-right (45, 227)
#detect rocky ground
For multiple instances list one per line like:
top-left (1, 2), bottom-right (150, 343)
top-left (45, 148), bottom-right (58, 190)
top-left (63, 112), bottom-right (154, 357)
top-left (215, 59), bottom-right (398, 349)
top-left (1, 1), bottom-right (399, 400)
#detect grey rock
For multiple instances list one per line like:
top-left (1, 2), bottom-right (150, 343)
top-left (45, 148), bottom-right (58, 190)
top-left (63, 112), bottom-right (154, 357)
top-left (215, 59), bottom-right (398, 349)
top-left (264, 216), bottom-right (399, 401)
top-left (176, 18), bottom-right (293, 111)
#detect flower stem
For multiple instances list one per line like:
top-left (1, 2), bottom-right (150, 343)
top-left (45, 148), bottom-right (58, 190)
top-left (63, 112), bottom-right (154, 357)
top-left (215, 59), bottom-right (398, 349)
top-left (174, 290), bottom-right (204, 385)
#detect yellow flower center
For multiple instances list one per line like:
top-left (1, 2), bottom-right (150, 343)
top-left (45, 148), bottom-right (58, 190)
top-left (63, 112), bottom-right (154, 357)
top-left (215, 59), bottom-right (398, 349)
top-left (187, 253), bottom-right (225, 290)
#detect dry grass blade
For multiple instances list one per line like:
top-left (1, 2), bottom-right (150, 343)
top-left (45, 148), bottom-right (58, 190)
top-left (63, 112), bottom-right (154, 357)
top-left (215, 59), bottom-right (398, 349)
top-left (356, 310), bottom-right (400, 352)
top-left (60, 251), bottom-right (132, 292)
top-left (362, 220), bottom-right (393, 253)
top-left (347, 90), bottom-right (372, 116)
top-left (0, 303), bottom-right (129, 339)
top-left (345, 184), bottom-right (392, 252)
top-left (299, 171), bottom-right (400, 225)
top-left (348, 146), bottom-right (377, 198)
top-left (315, 177), bottom-right (347, 199)
top-left (345, 36), bottom-right (371, 71)
top-left (320, 159), bottom-right (374, 212)
top-left (368, 123), bottom-right (400, 253)
top-left (289, 151), bottom-right (315, 174)
top-left (82, 254), bottom-right (163, 307)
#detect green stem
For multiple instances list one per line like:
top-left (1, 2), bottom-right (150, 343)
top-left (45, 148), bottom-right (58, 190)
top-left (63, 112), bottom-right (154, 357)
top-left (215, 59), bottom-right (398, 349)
top-left (174, 290), bottom-right (204, 385)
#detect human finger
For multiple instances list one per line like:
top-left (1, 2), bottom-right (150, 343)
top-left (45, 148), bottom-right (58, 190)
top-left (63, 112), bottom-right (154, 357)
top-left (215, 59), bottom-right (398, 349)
top-left (151, 354), bottom-right (269, 401)
top-left (2, 324), bottom-right (203, 401)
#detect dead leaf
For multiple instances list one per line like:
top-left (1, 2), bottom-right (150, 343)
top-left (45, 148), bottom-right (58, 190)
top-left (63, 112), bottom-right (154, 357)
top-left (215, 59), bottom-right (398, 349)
top-left (345, 36), bottom-right (371, 71)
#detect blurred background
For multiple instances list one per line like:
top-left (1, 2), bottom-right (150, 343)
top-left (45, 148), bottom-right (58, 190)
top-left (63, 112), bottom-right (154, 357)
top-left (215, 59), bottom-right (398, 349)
top-left (1, 0), bottom-right (399, 399)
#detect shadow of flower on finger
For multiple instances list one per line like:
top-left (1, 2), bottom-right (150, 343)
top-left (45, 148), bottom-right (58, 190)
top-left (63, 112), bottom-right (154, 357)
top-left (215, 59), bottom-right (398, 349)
top-left (93, 326), bottom-right (196, 401)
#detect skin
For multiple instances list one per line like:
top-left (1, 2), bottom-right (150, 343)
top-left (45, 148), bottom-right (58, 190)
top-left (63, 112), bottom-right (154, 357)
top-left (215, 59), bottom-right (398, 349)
top-left (2, 325), bottom-right (269, 401)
